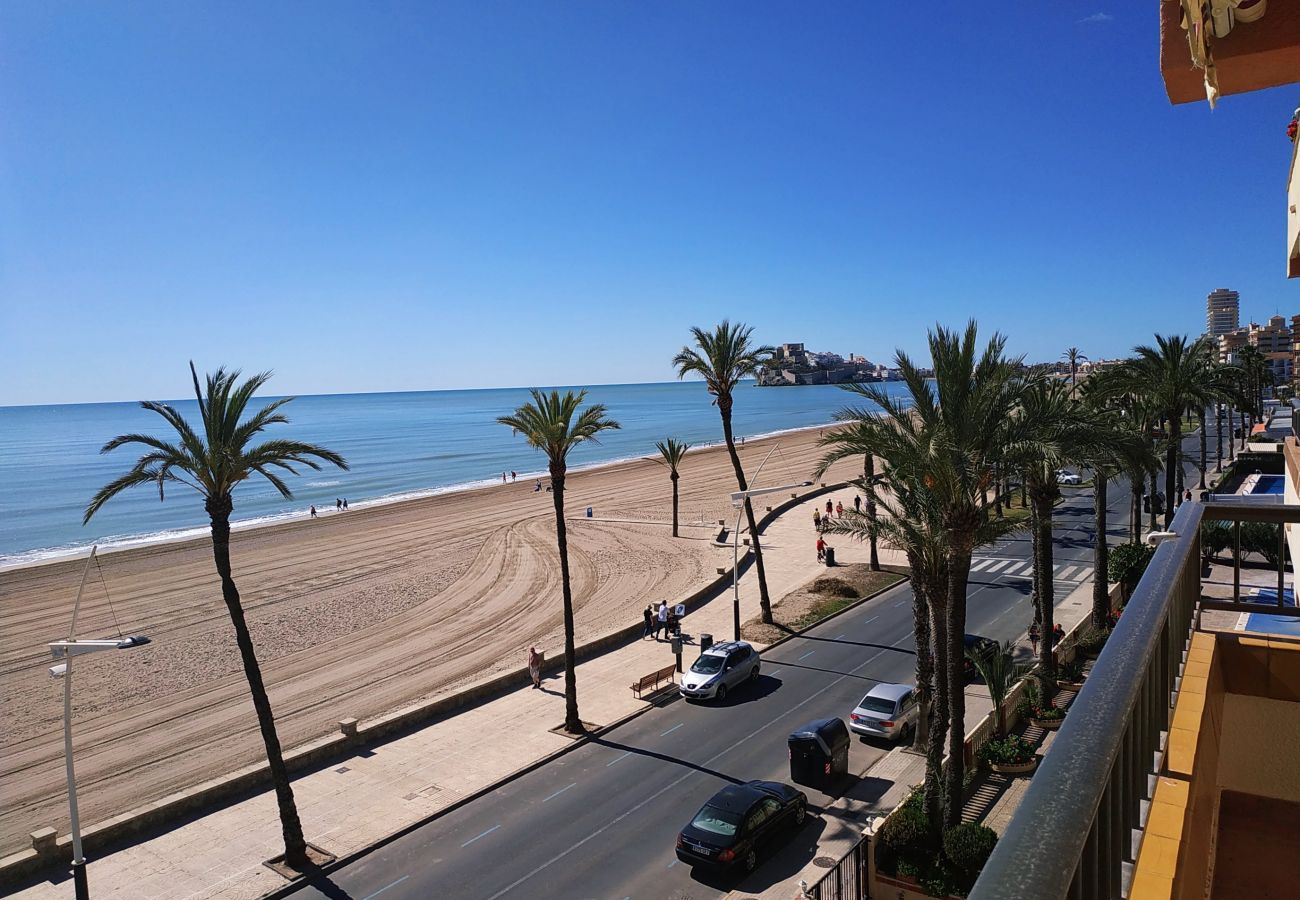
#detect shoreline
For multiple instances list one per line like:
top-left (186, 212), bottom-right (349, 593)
top-left (0, 420), bottom-right (837, 573)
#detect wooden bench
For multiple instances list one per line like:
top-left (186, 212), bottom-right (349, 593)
top-left (630, 663), bottom-right (678, 699)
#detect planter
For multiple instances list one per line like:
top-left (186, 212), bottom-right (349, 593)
top-left (1055, 679), bottom-right (1086, 692)
top-left (1030, 716), bottom-right (1064, 730)
top-left (990, 757), bottom-right (1038, 775)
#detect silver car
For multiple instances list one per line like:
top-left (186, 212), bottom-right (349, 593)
top-left (680, 641), bottom-right (760, 701)
top-left (849, 682), bottom-right (918, 741)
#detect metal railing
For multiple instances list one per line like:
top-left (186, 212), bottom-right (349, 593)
top-left (805, 832), bottom-right (867, 900)
top-left (968, 500), bottom-right (1299, 900)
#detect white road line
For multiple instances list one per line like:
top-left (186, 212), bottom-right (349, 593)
top-left (667, 859), bottom-right (678, 869)
top-left (768, 668), bottom-right (782, 677)
top-left (543, 783), bottom-right (576, 803)
top-left (970, 558), bottom-right (993, 572)
top-left (484, 643), bottom-right (892, 900)
top-left (362, 875), bottom-right (410, 900)
top-left (660, 723), bottom-right (684, 737)
top-left (1003, 561), bottom-right (1031, 577)
top-left (606, 750), bottom-right (633, 767)
top-left (863, 615), bottom-right (878, 625)
top-left (1059, 565), bottom-right (1082, 580)
top-left (461, 825), bottom-right (500, 848)
top-left (834, 633), bottom-right (846, 641)
top-left (799, 650), bottom-right (815, 660)
top-left (985, 559), bottom-right (1011, 573)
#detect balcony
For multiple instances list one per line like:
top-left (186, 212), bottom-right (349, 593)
top-left (1160, 0), bottom-right (1300, 105)
top-left (1289, 134), bottom-right (1299, 278)
top-left (969, 500), bottom-right (1300, 900)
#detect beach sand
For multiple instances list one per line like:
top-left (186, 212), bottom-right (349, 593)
top-left (0, 427), bottom-right (859, 856)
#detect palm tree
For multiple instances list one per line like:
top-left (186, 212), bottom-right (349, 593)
top-left (819, 416), bottom-right (951, 838)
top-left (654, 438), bottom-right (691, 537)
top-left (1062, 347), bottom-right (1089, 394)
top-left (673, 322), bottom-right (777, 622)
top-left (965, 641), bottom-right (1029, 739)
top-left (1109, 336), bottom-right (1214, 528)
top-left (85, 364), bottom-right (348, 868)
top-left (499, 389), bottom-right (620, 734)
top-left (864, 452), bottom-right (881, 570)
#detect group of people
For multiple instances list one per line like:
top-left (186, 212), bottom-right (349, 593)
top-left (1027, 621), bottom-right (1066, 656)
top-left (642, 602), bottom-right (683, 640)
top-left (502, 471), bottom-right (519, 483)
top-left (308, 498), bottom-right (349, 518)
top-left (812, 495), bottom-right (862, 532)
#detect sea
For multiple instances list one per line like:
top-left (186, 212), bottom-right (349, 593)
top-left (0, 380), bottom-right (908, 568)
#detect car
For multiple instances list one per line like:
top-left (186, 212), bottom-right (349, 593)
top-left (679, 640), bottom-right (760, 701)
top-left (849, 682), bottom-right (918, 742)
top-left (1055, 469), bottom-right (1083, 485)
top-left (963, 634), bottom-right (998, 678)
top-left (675, 780), bottom-right (808, 873)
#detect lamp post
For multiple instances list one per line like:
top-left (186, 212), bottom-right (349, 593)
top-left (729, 453), bottom-right (813, 640)
top-left (48, 547), bottom-right (150, 900)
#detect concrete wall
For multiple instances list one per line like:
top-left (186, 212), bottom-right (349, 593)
top-left (1218, 693), bottom-right (1300, 804)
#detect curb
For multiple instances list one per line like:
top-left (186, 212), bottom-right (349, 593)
top-left (749, 568), bottom-right (911, 655)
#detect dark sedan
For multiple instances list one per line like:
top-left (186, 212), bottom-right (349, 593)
top-left (675, 780), bottom-right (808, 874)
top-left (963, 633), bottom-right (998, 678)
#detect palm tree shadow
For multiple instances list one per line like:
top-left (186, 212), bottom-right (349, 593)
top-left (292, 869), bottom-right (356, 899)
top-left (590, 737), bottom-right (744, 785)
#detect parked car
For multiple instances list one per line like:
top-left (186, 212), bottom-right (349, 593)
top-left (849, 682), bottom-right (918, 742)
top-left (675, 780), bottom-right (808, 873)
top-left (1055, 469), bottom-right (1083, 485)
top-left (679, 641), bottom-right (760, 701)
top-left (963, 634), bottom-right (999, 678)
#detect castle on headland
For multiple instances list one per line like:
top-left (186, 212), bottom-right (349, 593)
top-left (757, 342), bottom-right (899, 386)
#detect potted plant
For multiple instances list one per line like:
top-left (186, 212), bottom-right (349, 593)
top-left (1074, 624), bottom-right (1110, 660)
top-left (1108, 541), bottom-right (1155, 603)
top-left (1017, 679), bottom-right (1066, 730)
top-left (978, 734), bottom-right (1038, 775)
top-left (1055, 658), bottom-right (1086, 691)
top-left (965, 639), bottom-right (1029, 739)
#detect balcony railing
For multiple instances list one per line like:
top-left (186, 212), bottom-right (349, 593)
top-left (968, 500), bottom-right (1298, 900)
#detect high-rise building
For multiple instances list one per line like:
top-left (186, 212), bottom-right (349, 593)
top-left (1206, 288), bottom-right (1240, 337)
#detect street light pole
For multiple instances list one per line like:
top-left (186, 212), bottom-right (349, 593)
top-left (728, 446), bottom-right (813, 641)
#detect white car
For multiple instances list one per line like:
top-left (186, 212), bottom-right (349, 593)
top-left (849, 682), bottom-right (918, 742)
top-left (1055, 470), bottom-right (1083, 485)
top-left (680, 641), bottom-right (760, 701)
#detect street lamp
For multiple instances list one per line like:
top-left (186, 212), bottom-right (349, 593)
top-left (729, 454), bottom-right (814, 640)
top-left (48, 547), bottom-right (150, 900)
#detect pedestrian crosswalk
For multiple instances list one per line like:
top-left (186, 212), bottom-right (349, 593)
top-left (969, 556), bottom-right (1091, 583)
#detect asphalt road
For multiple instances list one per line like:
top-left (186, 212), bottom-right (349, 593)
top-left (289, 428), bottom-right (1219, 900)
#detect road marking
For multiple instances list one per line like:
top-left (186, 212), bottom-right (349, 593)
top-left (484, 641), bottom-right (893, 900)
top-left (863, 615), bottom-right (878, 625)
top-left (667, 859), bottom-right (678, 869)
top-left (768, 668), bottom-right (782, 677)
top-left (462, 825), bottom-right (500, 848)
top-left (543, 783), bottom-right (576, 803)
top-left (970, 558), bottom-right (993, 571)
top-left (798, 650), bottom-right (815, 660)
top-left (834, 633), bottom-right (846, 641)
top-left (362, 876), bottom-right (409, 900)
top-left (606, 750), bottom-right (633, 767)
top-left (660, 723), bottom-right (684, 736)
top-left (985, 559), bottom-right (1011, 573)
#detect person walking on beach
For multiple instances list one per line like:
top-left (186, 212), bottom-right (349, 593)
top-left (816, 536), bottom-right (826, 562)
top-left (528, 647), bottom-right (542, 688)
top-left (1028, 622), bottom-right (1040, 657)
top-left (642, 605), bottom-right (654, 639)
top-left (854, 495), bottom-right (861, 513)
top-left (656, 602), bottom-right (669, 639)
top-left (342, 498), bottom-right (349, 510)
top-left (813, 509), bottom-right (821, 531)
top-left (309, 505), bottom-right (317, 518)
top-left (825, 499), bottom-right (833, 516)
top-left (835, 501), bottom-right (844, 517)
top-left (336, 498), bottom-right (342, 511)
top-left (511, 471), bottom-right (517, 481)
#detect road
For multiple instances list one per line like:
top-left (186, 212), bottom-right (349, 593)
top-left (288, 428), bottom-right (1219, 900)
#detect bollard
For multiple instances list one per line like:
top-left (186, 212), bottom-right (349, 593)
top-left (338, 717), bottom-right (359, 739)
top-left (671, 637), bottom-right (683, 672)
top-left (30, 828), bottom-right (58, 859)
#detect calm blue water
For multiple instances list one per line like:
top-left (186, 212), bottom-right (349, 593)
top-left (0, 380), bottom-right (906, 566)
top-left (1250, 475), bottom-right (1285, 495)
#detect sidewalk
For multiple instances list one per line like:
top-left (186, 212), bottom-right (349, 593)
top-left (13, 486), bottom-right (870, 900)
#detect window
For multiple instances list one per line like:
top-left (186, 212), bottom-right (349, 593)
top-left (691, 805), bottom-right (741, 837)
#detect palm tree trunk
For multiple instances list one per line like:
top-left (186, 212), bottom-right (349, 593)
top-left (1197, 410), bottom-right (1207, 490)
top-left (865, 454), bottom-right (880, 571)
top-left (905, 563), bottom-right (941, 833)
top-left (670, 471), bottom-right (679, 538)
top-left (925, 584), bottom-right (950, 839)
top-left (943, 550), bottom-right (972, 829)
top-left (1032, 489), bottom-right (1057, 677)
top-left (1092, 473), bottom-right (1110, 629)
top-left (718, 402), bottom-right (772, 622)
top-left (550, 466), bottom-right (583, 734)
top-left (1227, 405), bottom-right (1236, 461)
top-left (1216, 403), bottom-right (1224, 472)
top-left (1239, 409), bottom-right (1247, 450)
top-left (207, 497), bottom-right (308, 867)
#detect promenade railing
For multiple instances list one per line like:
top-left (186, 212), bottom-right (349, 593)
top-left (968, 500), bottom-right (1298, 900)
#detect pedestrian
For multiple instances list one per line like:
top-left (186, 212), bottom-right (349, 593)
top-left (825, 499), bottom-right (833, 516)
top-left (854, 495), bottom-right (861, 513)
top-left (656, 602), bottom-right (669, 639)
top-left (816, 536), bottom-right (826, 562)
top-left (512, 471), bottom-right (517, 481)
top-left (1052, 623), bottom-right (1065, 647)
top-left (528, 647), bottom-right (542, 688)
top-left (502, 472), bottom-right (507, 483)
top-left (1028, 622), bottom-right (1040, 656)
top-left (642, 605), bottom-right (653, 639)
top-left (813, 509), bottom-right (821, 530)
top-left (343, 498), bottom-right (349, 510)
top-left (336, 498), bottom-right (342, 511)
top-left (309, 505), bottom-right (317, 518)
top-left (1184, 489), bottom-right (1193, 503)
top-left (534, 479), bottom-right (542, 492)
top-left (835, 501), bottom-right (844, 517)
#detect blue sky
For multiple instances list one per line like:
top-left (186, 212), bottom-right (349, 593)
top-left (1, 2), bottom-right (1296, 405)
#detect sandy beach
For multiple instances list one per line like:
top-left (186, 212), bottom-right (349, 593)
top-left (0, 426), bottom-right (859, 857)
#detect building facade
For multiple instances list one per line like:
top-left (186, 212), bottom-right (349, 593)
top-left (1206, 288), bottom-right (1240, 336)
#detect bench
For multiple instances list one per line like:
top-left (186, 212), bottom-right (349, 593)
top-left (630, 663), bottom-right (678, 699)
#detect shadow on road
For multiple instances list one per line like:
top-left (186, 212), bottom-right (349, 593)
top-left (289, 870), bottom-right (356, 900)
top-left (589, 737), bottom-right (745, 785)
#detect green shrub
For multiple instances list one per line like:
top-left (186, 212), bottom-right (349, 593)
top-left (977, 734), bottom-right (1035, 766)
top-left (1201, 521), bottom-right (1231, 562)
top-left (1030, 704), bottom-right (1065, 722)
top-left (1109, 542), bottom-right (1155, 598)
top-left (943, 823), bottom-right (999, 878)
top-left (919, 857), bottom-right (965, 898)
top-left (1075, 625), bottom-right (1109, 655)
top-left (1242, 521), bottom-right (1283, 567)
top-left (1058, 658), bottom-right (1085, 683)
